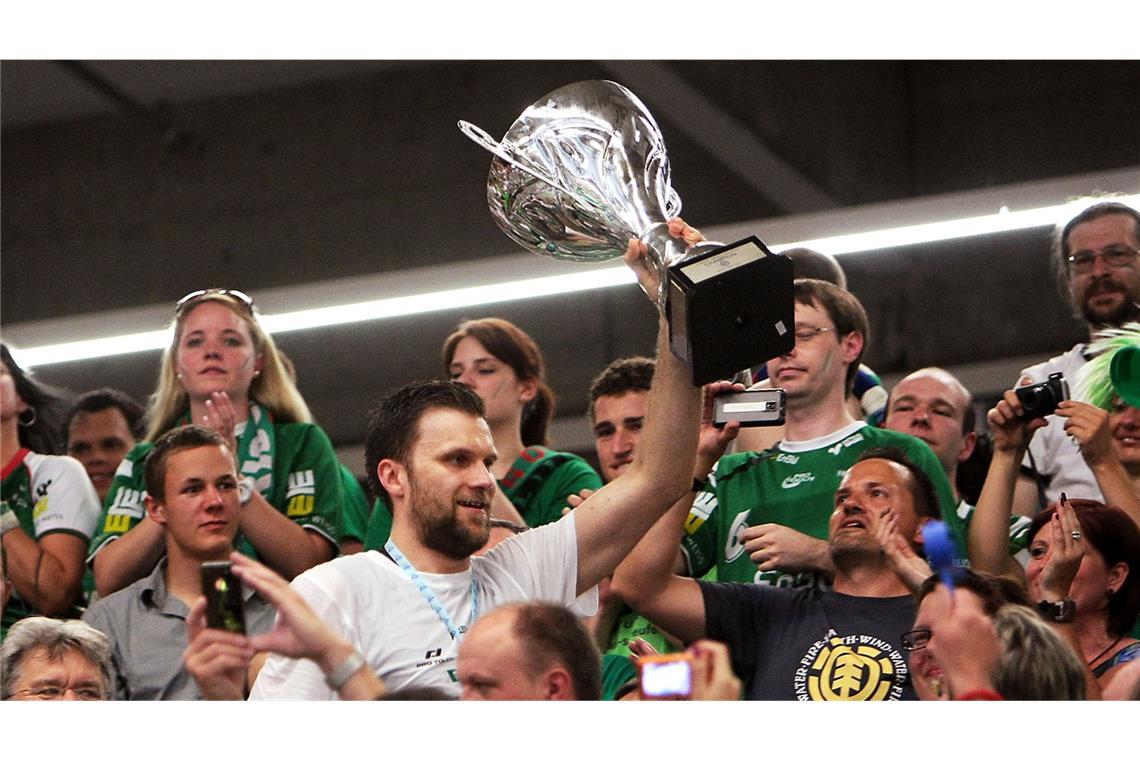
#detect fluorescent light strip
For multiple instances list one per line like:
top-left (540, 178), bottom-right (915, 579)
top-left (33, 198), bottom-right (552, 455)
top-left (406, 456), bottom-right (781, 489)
top-left (16, 192), bottom-right (1140, 368)
top-left (780, 194), bottom-right (1140, 256)
top-left (18, 267), bottom-right (635, 367)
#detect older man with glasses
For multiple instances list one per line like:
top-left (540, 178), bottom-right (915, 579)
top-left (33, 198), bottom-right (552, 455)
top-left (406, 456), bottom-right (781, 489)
top-left (1011, 201), bottom-right (1140, 518)
top-left (1, 617), bottom-right (112, 701)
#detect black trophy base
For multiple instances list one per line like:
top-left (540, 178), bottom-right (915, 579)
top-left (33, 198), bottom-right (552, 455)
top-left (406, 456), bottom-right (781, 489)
top-left (666, 235), bottom-right (795, 386)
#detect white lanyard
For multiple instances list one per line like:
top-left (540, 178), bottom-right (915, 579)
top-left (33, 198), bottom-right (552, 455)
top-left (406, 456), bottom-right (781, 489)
top-left (385, 539), bottom-right (479, 640)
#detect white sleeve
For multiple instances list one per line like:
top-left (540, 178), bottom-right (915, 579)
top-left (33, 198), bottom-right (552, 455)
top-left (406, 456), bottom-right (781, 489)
top-left (478, 512), bottom-right (598, 615)
top-left (28, 454), bottom-right (101, 539)
top-left (248, 571), bottom-right (349, 701)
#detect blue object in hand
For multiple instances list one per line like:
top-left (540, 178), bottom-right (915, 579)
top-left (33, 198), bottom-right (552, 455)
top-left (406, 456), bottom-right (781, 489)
top-left (922, 520), bottom-right (958, 596)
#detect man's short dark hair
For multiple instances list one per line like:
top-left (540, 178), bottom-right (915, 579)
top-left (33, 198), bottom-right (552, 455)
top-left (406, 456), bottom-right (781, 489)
top-left (855, 446), bottom-right (940, 521)
top-left (587, 357), bottom-right (655, 423)
top-left (143, 425), bottom-right (228, 503)
top-left (784, 248), bottom-right (847, 290)
top-left (63, 387), bottom-right (146, 441)
top-left (793, 279), bottom-right (869, 395)
top-left (364, 380), bottom-right (485, 501)
top-left (1052, 201), bottom-right (1140, 307)
top-left (511, 602), bottom-right (602, 700)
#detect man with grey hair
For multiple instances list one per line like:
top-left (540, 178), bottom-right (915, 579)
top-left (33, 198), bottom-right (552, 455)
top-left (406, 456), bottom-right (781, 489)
top-left (1013, 201), bottom-right (1140, 516)
top-left (1, 616), bottom-right (112, 700)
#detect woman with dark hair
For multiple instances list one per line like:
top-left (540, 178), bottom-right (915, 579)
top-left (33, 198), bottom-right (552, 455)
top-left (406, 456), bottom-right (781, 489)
top-left (2, 344), bottom-right (101, 639)
top-left (89, 290), bottom-right (345, 597)
top-left (1026, 497), bottom-right (1140, 688)
top-left (441, 318), bottom-right (601, 529)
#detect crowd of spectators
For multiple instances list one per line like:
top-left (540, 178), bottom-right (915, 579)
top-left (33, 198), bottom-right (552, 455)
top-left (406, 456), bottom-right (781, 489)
top-left (2, 201), bottom-right (1139, 703)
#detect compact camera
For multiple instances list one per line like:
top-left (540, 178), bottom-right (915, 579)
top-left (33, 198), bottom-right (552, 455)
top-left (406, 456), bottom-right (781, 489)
top-left (1015, 372), bottom-right (1070, 419)
top-left (713, 388), bottom-right (786, 427)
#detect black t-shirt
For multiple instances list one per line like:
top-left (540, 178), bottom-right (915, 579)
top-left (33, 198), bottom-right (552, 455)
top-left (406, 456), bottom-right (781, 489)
top-left (700, 582), bottom-right (917, 700)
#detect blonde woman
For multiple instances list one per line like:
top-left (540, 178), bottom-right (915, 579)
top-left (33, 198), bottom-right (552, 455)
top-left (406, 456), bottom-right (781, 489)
top-left (89, 290), bottom-right (343, 596)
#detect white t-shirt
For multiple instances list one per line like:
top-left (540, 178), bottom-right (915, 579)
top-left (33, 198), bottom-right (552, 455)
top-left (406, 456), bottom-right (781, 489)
top-left (249, 512), bottom-right (596, 700)
top-left (1019, 344), bottom-right (1101, 507)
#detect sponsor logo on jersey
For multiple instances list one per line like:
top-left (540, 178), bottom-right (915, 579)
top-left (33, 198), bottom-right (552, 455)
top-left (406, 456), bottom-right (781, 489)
top-left (35, 479), bottom-right (52, 499)
top-left (775, 452), bottom-right (799, 465)
top-left (285, 470), bottom-right (317, 516)
top-left (685, 490), bottom-right (716, 536)
top-left (827, 432), bottom-right (865, 456)
top-left (793, 629), bottom-right (907, 701)
top-left (425, 648), bottom-right (442, 659)
top-left (286, 470), bottom-right (315, 497)
top-left (781, 472), bottom-right (815, 489)
top-left (724, 510), bottom-right (751, 563)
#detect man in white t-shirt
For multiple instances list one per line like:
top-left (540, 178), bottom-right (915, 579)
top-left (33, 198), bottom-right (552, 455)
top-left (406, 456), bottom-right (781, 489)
top-left (251, 308), bottom-right (701, 699)
top-left (1013, 201), bottom-right (1140, 516)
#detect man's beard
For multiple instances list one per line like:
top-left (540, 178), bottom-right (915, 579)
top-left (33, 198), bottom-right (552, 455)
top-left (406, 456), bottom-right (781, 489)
top-left (410, 477), bottom-right (490, 561)
top-left (1081, 281), bottom-right (1140, 327)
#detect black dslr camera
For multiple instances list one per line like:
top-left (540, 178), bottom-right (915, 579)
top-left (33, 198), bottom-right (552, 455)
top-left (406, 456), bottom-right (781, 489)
top-left (1015, 372), bottom-right (1070, 419)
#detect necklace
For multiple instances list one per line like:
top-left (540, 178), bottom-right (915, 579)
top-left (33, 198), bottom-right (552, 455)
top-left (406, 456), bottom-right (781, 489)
top-left (1087, 634), bottom-right (1124, 667)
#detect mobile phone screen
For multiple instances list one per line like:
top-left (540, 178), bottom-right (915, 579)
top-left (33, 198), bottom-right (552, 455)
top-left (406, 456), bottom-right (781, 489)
top-left (640, 659), bottom-right (692, 698)
top-left (201, 561), bottom-right (247, 634)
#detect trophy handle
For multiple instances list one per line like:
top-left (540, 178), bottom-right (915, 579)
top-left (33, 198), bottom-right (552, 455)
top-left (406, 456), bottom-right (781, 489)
top-left (458, 120), bottom-right (570, 196)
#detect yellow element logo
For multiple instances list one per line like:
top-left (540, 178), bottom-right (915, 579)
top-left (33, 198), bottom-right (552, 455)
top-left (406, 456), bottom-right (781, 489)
top-left (795, 632), bottom-right (905, 701)
top-left (286, 494), bottom-right (314, 517)
top-left (33, 497), bottom-right (49, 520)
top-left (103, 513), bottom-right (132, 534)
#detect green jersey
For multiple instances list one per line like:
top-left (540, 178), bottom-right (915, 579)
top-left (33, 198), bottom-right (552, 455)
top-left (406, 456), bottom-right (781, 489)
top-left (339, 465), bottom-right (371, 543)
top-left (682, 422), bottom-right (962, 589)
top-left (89, 416), bottom-right (345, 561)
top-left (3, 449), bottom-right (101, 637)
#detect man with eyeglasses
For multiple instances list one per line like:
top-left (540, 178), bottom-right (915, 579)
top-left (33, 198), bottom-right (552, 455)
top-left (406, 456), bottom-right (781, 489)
top-left (1011, 201), bottom-right (1140, 517)
top-left (678, 278), bottom-right (959, 591)
top-left (1, 616), bottom-right (112, 701)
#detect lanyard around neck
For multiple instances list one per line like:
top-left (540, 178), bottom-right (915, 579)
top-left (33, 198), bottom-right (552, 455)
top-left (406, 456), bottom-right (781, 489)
top-left (384, 539), bottom-right (479, 640)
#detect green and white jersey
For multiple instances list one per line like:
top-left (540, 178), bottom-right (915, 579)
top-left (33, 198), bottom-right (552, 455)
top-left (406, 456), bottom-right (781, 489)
top-left (681, 422), bottom-right (962, 589)
top-left (956, 499), bottom-right (1033, 558)
top-left (3, 449), bottom-right (101, 637)
top-left (89, 414), bottom-right (345, 561)
top-left (499, 447), bottom-right (603, 529)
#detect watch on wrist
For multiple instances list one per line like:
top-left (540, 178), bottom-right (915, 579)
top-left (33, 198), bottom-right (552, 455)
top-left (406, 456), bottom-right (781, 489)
top-left (1036, 597), bottom-right (1076, 623)
top-left (237, 477), bottom-right (256, 506)
top-left (324, 650), bottom-right (367, 691)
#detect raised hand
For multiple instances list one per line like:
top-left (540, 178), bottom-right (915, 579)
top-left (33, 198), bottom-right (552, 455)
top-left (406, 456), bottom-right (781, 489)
top-left (184, 595), bottom-right (255, 700)
top-left (1056, 400), bottom-right (1115, 467)
top-left (986, 389), bottom-right (1047, 453)
top-left (1038, 496), bottom-right (1086, 601)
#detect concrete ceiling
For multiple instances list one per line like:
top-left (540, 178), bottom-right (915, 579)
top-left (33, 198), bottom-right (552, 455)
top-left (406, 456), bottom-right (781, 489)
top-left (3, 60), bottom-right (1138, 473)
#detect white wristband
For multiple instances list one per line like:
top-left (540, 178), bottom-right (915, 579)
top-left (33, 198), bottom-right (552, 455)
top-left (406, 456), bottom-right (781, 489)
top-left (324, 650), bottom-right (367, 691)
top-left (0, 506), bottom-right (19, 536)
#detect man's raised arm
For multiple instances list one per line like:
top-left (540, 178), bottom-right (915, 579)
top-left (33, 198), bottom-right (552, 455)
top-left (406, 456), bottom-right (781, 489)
top-left (572, 306), bottom-right (701, 595)
top-left (570, 235), bottom-right (702, 595)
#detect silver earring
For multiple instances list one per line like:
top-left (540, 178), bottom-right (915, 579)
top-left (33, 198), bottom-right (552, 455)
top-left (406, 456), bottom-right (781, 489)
top-left (18, 407), bottom-right (37, 427)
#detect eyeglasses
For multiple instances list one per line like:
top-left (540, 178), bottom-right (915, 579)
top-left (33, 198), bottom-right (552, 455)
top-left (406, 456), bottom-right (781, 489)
top-left (793, 326), bottom-right (835, 343)
top-left (900, 627), bottom-right (932, 652)
top-left (1067, 245), bottom-right (1140, 274)
top-left (175, 289), bottom-right (255, 317)
top-left (7, 684), bottom-right (106, 700)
